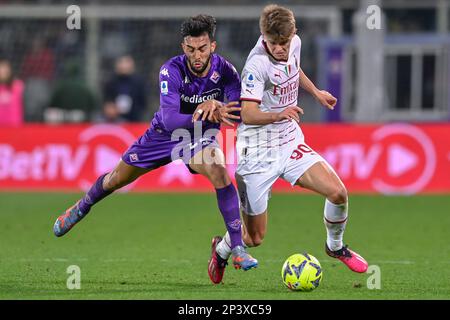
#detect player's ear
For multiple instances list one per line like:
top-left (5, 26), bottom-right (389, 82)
top-left (210, 40), bottom-right (217, 53)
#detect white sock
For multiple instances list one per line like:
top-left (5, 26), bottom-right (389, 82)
top-left (216, 232), bottom-right (232, 260)
top-left (324, 199), bottom-right (348, 251)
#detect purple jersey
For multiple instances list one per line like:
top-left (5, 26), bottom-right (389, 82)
top-left (151, 53), bottom-right (241, 133)
top-left (122, 54), bottom-right (241, 171)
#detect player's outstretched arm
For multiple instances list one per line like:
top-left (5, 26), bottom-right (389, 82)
top-left (191, 100), bottom-right (240, 126)
top-left (241, 100), bottom-right (303, 125)
top-left (299, 68), bottom-right (337, 110)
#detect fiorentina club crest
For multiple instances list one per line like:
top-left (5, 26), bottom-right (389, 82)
top-left (227, 219), bottom-right (241, 231)
top-left (210, 71), bottom-right (221, 84)
top-left (129, 153), bottom-right (139, 162)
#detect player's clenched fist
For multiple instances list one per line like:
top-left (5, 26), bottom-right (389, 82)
top-left (315, 90), bottom-right (337, 110)
top-left (273, 106), bottom-right (304, 123)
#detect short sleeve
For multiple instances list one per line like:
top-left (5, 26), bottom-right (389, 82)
top-left (240, 58), bottom-right (266, 103)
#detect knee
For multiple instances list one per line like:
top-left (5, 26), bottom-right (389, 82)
top-left (327, 185), bottom-right (348, 204)
top-left (205, 164), bottom-right (230, 187)
top-left (251, 236), bottom-right (264, 247)
top-left (247, 232), bottom-right (265, 247)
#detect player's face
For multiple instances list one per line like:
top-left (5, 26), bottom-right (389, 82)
top-left (264, 34), bottom-right (294, 61)
top-left (0, 61), bottom-right (12, 82)
top-left (182, 33), bottom-right (216, 76)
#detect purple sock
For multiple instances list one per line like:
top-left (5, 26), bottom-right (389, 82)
top-left (215, 183), bottom-right (243, 249)
top-left (78, 173), bottom-right (113, 215)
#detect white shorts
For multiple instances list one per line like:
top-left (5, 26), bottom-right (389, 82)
top-left (235, 125), bottom-right (326, 216)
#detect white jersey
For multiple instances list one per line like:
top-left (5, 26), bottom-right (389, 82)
top-left (235, 34), bottom-right (330, 214)
top-left (237, 35), bottom-right (303, 174)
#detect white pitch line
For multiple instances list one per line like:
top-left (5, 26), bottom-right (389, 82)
top-left (9, 258), bottom-right (450, 265)
top-left (102, 258), bottom-right (145, 263)
top-left (264, 259), bottom-right (416, 265)
top-left (50, 258), bottom-right (69, 262)
top-left (370, 260), bottom-right (414, 265)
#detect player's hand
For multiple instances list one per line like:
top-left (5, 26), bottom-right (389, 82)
top-left (192, 100), bottom-right (222, 122)
top-left (274, 106), bottom-right (304, 123)
top-left (213, 101), bottom-right (241, 126)
top-left (315, 90), bottom-right (337, 110)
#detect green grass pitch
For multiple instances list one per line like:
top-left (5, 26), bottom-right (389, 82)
top-left (0, 192), bottom-right (449, 299)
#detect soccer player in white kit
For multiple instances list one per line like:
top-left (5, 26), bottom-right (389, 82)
top-left (208, 4), bottom-right (368, 282)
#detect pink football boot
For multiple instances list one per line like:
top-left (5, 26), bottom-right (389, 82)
top-left (326, 244), bottom-right (368, 273)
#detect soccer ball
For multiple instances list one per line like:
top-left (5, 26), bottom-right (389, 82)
top-left (281, 253), bottom-right (322, 291)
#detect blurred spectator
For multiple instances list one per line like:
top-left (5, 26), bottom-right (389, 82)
top-left (54, 30), bottom-right (84, 78)
top-left (0, 58), bottom-right (24, 126)
top-left (20, 37), bottom-right (55, 122)
top-left (101, 27), bottom-right (130, 60)
top-left (102, 55), bottom-right (147, 122)
top-left (20, 37), bottom-right (54, 81)
top-left (45, 60), bottom-right (98, 124)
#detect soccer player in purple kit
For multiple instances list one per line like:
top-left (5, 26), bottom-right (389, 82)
top-left (52, 15), bottom-right (258, 281)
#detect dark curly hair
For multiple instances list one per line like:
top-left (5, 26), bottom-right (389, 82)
top-left (181, 15), bottom-right (217, 40)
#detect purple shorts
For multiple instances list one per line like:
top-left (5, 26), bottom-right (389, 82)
top-left (122, 127), bottom-right (220, 173)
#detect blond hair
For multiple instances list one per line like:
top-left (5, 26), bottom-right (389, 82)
top-left (259, 4), bottom-right (296, 43)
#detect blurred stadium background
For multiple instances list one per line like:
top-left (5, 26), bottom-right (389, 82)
top-left (0, 0), bottom-right (449, 299)
top-left (1, 0), bottom-right (449, 193)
